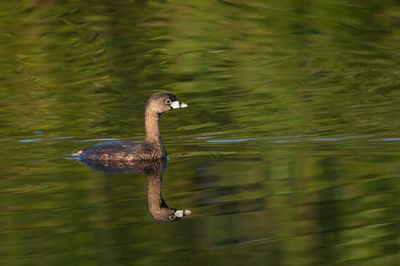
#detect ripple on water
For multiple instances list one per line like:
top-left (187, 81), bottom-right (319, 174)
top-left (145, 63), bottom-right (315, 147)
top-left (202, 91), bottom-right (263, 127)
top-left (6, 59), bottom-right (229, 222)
top-left (200, 134), bottom-right (400, 145)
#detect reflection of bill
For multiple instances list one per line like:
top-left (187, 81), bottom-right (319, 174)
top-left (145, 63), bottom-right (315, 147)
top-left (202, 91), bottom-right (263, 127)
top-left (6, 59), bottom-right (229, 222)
top-left (78, 158), bottom-right (191, 223)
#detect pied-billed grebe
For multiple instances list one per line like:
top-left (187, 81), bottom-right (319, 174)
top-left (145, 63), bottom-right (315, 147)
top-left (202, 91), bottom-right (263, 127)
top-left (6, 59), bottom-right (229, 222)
top-left (74, 93), bottom-right (187, 161)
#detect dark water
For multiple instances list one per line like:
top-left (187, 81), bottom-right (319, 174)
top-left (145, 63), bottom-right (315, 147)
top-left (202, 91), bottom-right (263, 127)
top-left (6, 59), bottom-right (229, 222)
top-left (1, 1), bottom-right (400, 265)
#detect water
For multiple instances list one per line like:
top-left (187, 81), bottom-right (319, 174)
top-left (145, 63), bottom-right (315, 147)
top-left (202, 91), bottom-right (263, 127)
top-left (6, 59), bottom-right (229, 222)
top-left (1, 1), bottom-right (400, 265)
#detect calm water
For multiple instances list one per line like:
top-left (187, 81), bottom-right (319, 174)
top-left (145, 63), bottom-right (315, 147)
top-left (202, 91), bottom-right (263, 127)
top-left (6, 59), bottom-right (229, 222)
top-left (1, 1), bottom-right (400, 265)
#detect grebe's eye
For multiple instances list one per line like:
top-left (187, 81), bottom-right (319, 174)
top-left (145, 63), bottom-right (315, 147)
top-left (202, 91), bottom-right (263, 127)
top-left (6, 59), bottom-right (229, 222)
top-left (168, 214), bottom-right (176, 221)
top-left (164, 99), bottom-right (172, 105)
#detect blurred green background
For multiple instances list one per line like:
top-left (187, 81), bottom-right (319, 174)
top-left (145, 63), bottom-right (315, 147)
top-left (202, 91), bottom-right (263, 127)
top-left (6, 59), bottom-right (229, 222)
top-left (1, 0), bottom-right (400, 265)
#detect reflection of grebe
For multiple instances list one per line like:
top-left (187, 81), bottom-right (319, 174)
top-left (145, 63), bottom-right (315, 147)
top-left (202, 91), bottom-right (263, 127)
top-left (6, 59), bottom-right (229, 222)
top-left (81, 159), bottom-right (191, 223)
top-left (73, 93), bottom-right (188, 161)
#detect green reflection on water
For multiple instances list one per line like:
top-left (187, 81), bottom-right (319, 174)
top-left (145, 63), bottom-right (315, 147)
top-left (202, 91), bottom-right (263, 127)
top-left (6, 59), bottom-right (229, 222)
top-left (1, 0), bottom-right (400, 265)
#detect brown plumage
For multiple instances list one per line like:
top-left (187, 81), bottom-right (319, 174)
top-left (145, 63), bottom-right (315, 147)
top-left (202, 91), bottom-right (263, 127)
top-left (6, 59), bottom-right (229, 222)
top-left (75, 93), bottom-right (188, 161)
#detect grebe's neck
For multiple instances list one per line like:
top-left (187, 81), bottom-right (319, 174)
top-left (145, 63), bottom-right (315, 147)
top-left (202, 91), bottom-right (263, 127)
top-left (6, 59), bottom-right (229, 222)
top-left (144, 110), bottom-right (162, 145)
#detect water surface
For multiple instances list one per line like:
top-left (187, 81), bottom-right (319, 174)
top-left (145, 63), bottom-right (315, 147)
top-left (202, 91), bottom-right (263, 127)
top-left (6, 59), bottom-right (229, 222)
top-left (1, 1), bottom-right (400, 265)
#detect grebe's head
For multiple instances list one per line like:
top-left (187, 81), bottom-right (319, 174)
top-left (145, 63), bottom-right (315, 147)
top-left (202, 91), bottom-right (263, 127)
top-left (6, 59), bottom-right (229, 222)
top-left (146, 93), bottom-right (188, 114)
